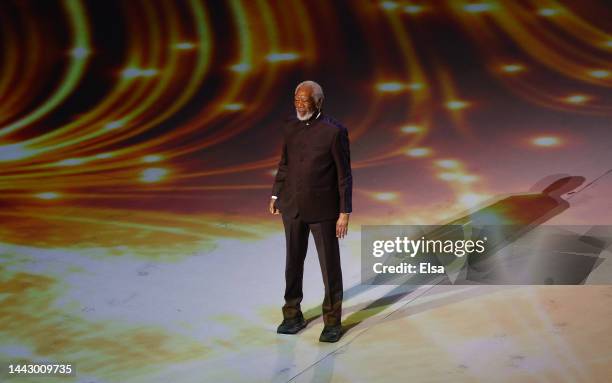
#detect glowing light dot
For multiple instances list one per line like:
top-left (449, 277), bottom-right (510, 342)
top-left (174, 42), bottom-right (195, 50)
top-left (142, 154), bottom-right (163, 163)
top-left (373, 192), bottom-right (398, 201)
top-left (230, 63), bottom-right (251, 73)
top-left (405, 147), bottom-right (432, 157)
top-left (438, 172), bottom-right (478, 183)
top-left (380, 1), bottom-right (399, 10)
top-left (121, 67), bottom-right (157, 79)
top-left (269, 169), bottom-right (278, 176)
top-left (140, 167), bottom-right (168, 183)
top-left (104, 120), bottom-right (124, 130)
top-left (56, 158), bottom-right (85, 166)
top-left (446, 100), bottom-right (469, 110)
top-left (122, 68), bottom-right (141, 78)
top-left (501, 64), bottom-right (524, 73)
top-left (70, 47), bottom-right (89, 58)
top-left (403, 5), bottom-right (424, 14)
top-left (438, 172), bottom-right (458, 181)
top-left (435, 159), bottom-right (460, 169)
top-left (0, 143), bottom-right (34, 161)
top-left (457, 174), bottom-right (478, 183)
top-left (141, 69), bottom-right (157, 77)
top-left (463, 3), bottom-right (492, 13)
top-left (588, 69), bottom-right (610, 78)
top-left (376, 82), bottom-right (405, 92)
top-left (400, 124), bottom-right (423, 134)
top-left (35, 192), bottom-right (60, 200)
top-left (532, 136), bottom-right (561, 147)
top-left (564, 94), bottom-right (589, 104)
top-left (223, 103), bottom-right (244, 111)
top-left (407, 82), bottom-right (424, 90)
top-left (538, 8), bottom-right (559, 16)
top-left (459, 193), bottom-right (489, 207)
top-left (266, 52), bottom-right (299, 62)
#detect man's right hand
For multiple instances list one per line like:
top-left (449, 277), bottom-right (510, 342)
top-left (269, 198), bottom-right (280, 215)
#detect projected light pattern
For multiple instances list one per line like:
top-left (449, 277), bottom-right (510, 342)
top-left (1, 0), bottom-right (611, 381)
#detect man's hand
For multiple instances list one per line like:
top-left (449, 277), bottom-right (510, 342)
top-left (269, 198), bottom-right (280, 215)
top-left (336, 213), bottom-right (350, 239)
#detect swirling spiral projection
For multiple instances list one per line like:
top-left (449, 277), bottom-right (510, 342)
top-left (0, 0), bottom-right (611, 381)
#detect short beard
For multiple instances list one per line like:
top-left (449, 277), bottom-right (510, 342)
top-left (297, 109), bottom-right (315, 121)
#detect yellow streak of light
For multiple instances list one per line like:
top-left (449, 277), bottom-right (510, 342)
top-left (0, 0), bottom-right (91, 139)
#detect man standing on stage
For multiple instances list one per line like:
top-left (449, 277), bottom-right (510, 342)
top-left (269, 80), bottom-right (353, 343)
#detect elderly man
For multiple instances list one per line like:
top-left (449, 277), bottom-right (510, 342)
top-left (269, 80), bottom-right (353, 343)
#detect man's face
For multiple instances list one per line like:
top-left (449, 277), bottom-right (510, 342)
top-left (294, 86), bottom-right (317, 121)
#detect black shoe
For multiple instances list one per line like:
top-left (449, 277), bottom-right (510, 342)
top-left (319, 324), bottom-right (343, 343)
top-left (277, 314), bottom-right (307, 334)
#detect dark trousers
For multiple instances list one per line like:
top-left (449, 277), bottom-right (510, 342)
top-left (281, 212), bottom-right (343, 326)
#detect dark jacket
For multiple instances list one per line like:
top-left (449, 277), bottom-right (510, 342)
top-left (271, 112), bottom-right (353, 222)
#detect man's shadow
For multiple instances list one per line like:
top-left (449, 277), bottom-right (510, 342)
top-left (303, 174), bottom-right (610, 334)
top-left (454, 175), bottom-right (608, 284)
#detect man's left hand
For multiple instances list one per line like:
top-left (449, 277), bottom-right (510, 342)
top-left (336, 213), bottom-right (350, 239)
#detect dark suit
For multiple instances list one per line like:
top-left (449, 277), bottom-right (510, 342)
top-left (271, 112), bottom-right (353, 326)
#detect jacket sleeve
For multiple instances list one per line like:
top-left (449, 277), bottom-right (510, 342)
top-left (271, 136), bottom-right (288, 198)
top-left (331, 127), bottom-right (353, 213)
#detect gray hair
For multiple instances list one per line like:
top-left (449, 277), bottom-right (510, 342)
top-left (295, 80), bottom-right (324, 107)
